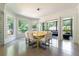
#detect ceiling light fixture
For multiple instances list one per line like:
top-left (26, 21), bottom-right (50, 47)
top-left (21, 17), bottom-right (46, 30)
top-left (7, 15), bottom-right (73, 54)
top-left (37, 8), bottom-right (40, 11)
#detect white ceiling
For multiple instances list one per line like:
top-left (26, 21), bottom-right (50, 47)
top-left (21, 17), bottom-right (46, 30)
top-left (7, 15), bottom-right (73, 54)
top-left (6, 3), bottom-right (78, 18)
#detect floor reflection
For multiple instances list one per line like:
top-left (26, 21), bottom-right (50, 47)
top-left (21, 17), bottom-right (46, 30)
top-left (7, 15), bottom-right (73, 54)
top-left (6, 45), bottom-right (15, 56)
top-left (0, 38), bottom-right (79, 56)
top-left (51, 38), bottom-right (76, 55)
top-left (18, 38), bottom-right (27, 54)
top-left (4, 38), bottom-right (28, 56)
top-left (51, 38), bottom-right (58, 48)
top-left (61, 40), bottom-right (73, 55)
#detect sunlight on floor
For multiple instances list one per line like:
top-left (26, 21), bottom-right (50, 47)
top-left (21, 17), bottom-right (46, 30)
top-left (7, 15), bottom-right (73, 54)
top-left (0, 37), bottom-right (78, 56)
top-left (61, 40), bottom-right (73, 55)
top-left (51, 37), bottom-right (73, 55)
top-left (6, 45), bottom-right (15, 56)
top-left (51, 38), bottom-right (58, 48)
top-left (18, 38), bottom-right (27, 54)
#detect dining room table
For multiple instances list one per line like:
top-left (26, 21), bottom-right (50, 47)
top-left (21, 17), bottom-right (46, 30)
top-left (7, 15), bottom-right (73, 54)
top-left (32, 31), bottom-right (47, 48)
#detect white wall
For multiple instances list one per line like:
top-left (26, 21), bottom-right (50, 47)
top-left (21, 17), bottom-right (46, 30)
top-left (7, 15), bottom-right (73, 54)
top-left (75, 4), bottom-right (79, 44)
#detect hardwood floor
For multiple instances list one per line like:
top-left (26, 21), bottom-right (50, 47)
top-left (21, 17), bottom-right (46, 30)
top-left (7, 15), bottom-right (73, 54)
top-left (0, 38), bottom-right (79, 56)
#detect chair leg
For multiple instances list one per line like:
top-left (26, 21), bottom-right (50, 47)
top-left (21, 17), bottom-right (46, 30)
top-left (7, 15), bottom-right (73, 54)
top-left (46, 40), bottom-right (51, 47)
top-left (49, 39), bottom-right (52, 45)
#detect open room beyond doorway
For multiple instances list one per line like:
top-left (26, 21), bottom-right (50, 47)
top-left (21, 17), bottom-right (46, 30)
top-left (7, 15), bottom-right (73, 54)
top-left (62, 17), bottom-right (73, 42)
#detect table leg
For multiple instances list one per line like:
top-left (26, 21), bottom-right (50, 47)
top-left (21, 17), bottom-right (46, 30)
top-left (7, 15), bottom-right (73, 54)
top-left (37, 39), bottom-right (39, 48)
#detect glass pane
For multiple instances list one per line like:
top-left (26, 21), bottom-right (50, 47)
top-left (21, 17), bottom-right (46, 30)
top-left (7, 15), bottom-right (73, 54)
top-left (41, 23), bottom-right (48, 31)
top-left (48, 21), bottom-right (58, 31)
top-left (7, 16), bottom-right (14, 35)
top-left (32, 23), bottom-right (37, 31)
top-left (18, 20), bottom-right (28, 33)
top-left (63, 18), bottom-right (72, 40)
top-left (63, 19), bottom-right (72, 34)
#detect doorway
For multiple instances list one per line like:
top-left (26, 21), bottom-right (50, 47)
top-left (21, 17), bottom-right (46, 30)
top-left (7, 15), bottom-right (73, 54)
top-left (47, 20), bottom-right (58, 40)
top-left (62, 18), bottom-right (73, 41)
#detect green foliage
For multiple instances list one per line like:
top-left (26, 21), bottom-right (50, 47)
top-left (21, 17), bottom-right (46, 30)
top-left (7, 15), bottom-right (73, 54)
top-left (18, 20), bottom-right (28, 33)
top-left (7, 16), bottom-right (14, 30)
top-left (63, 19), bottom-right (71, 34)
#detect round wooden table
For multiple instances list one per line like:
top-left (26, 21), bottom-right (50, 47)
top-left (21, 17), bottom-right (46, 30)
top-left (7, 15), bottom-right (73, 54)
top-left (33, 31), bottom-right (47, 48)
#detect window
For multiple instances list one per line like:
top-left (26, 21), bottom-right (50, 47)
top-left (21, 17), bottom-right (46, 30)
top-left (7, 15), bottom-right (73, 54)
top-left (41, 23), bottom-right (45, 31)
top-left (48, 21), bottom-right (58, 31)
top-left (41, 22), bottom-right (48, 31)
top-left (63, 19), bottom-right (72, 35)
top-left (32, 24), bottom-right (37, 31)
top-left (7, 16), bottom-right (14, 35)
top-left (18, 20), bottom-right (28, 33)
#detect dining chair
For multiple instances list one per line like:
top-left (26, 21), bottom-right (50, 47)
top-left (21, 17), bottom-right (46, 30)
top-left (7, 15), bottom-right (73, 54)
top-left (40, 31), bottom-right (52, 47)
top-left (28, 32), bottom-right (37, 47)
top-left (25, 31), bottom-right (30, 44)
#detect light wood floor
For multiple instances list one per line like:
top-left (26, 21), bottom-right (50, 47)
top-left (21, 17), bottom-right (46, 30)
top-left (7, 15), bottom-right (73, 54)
top-left (0, 38), bottom-right (79, 56)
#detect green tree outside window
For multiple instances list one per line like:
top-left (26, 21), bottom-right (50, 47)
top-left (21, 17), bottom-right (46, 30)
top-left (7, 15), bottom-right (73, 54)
top-left (7, 16), bottom-right (14, 35)
top-left (18, 20), bottom-right (28, 33)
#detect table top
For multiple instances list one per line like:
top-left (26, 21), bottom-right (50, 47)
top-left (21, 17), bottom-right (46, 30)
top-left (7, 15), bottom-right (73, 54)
top-left (32, 31), bottom-right (47, 37)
